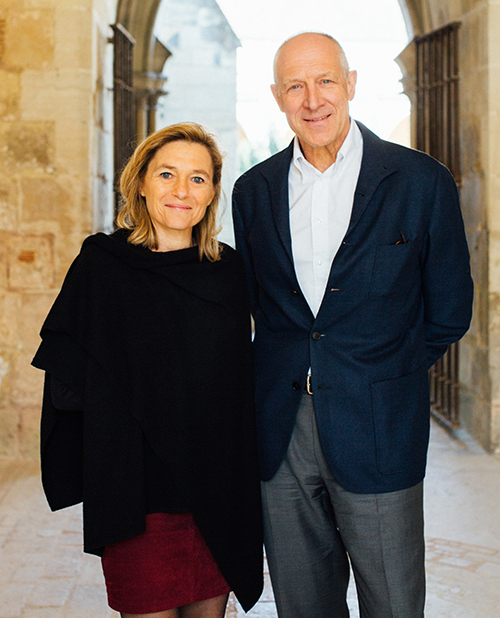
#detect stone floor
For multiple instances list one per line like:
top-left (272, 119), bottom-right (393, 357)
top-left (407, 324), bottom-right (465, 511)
top-left (0, 420), bottom-right (499, 617)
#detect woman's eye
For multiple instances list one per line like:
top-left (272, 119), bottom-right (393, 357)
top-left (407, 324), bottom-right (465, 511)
top-left (192, 176), bottom-right (204, 184)
top-left (160, 172), bottom-right (172, 179)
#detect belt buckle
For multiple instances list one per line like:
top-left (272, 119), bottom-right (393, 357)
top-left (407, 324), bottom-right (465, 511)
top-left (306, 374), bottom-right (312, 395)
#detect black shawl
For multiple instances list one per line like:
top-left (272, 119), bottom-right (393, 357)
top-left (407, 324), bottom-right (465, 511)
top-left (32, 230), bottom-right (263, 611)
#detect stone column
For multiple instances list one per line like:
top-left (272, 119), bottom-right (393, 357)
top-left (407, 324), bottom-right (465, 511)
top-left (133, 72), bottom-right (168, 141)
top-left (395, 41), bottom-right (418, 148)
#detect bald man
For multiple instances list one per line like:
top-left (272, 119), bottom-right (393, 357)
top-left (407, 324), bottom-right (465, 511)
top-left (232, 33), bottom-right (473, 618)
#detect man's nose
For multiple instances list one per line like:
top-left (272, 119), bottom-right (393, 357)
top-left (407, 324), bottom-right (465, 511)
top-left (304, 85), bottom-right (321, 110)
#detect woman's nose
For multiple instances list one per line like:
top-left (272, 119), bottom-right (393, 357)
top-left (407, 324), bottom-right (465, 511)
top-left (172, 177), bottom-right (189, 198)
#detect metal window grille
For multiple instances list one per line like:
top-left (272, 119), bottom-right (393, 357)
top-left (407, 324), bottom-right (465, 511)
top-left (415, 22), bottom-right (461, 428)
top-left (112, 24), bottom-right (136, 220)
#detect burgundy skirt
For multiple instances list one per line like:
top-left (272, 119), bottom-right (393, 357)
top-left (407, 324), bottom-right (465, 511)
top-left (101, 512), bottom-right (231, 614)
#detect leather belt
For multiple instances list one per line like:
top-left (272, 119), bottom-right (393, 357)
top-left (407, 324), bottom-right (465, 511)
top-left (306, 374), bottom-right (313, 395)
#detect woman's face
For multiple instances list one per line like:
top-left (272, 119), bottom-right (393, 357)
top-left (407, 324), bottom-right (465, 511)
top-left (140, 140), bottom-right (215, 244)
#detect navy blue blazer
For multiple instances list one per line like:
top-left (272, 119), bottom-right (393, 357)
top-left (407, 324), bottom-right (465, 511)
top-left (232, 122), bottom-right (473, 494)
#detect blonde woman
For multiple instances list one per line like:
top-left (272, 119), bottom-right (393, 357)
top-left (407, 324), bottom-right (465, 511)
top-left (33, 123), bottom-right (263, 618)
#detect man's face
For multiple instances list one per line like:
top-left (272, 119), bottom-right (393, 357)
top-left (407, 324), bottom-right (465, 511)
top-left (271, 34), bottom-right (357, 160)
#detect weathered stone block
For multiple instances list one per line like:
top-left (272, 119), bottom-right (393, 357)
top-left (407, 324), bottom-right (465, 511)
top-left (0, 291), bottom-right (20, 349)
top-left (0, 121), bottom-right (55, 173)
top-left (3, 10), bottom-right (55, 70)
top-left (0, 350), bottom-right (10, 396)
top-left (460, 170), bottom-right (484, 230)
top-left (0, 232), bottom-right (10, 290)
top-left (461, 0), bottom-right (489, 15)
top-left (21, 177), bottom-right (74, 232)
top-left (54, 8), bottom-right (93, 70)
top-left (470, 342), bottom-right (491, 401)
top-left (0, 68), bottom-right (20, 120)
top-left (54, 119), bottom-right (89, 175)
top-left (19, 405), bottom-right (40, 461)
top-left (0, 405), bottom-right (19, 458)
top-left (54, 232), bottom-right (87, 286)
top-left (20, 292), bottom-right (56, 351)
top-left (20, 69), bottom-right (93, 123)
top-left (23, 0), bottom-right (91, 9)
top-left (0, 179), bottom-right (19, 233)
top-left (460, 386), bottom-right (492, 452)
top-left (12, 353), bottom-right (43, 408)
top-left (7, 233), bottom-right (55, 290)
top-left (489, 232), bottom-right (500, 294)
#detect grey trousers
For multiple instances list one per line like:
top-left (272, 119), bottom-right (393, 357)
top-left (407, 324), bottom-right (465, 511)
top-left (261, 394), bottom-right (425, 618)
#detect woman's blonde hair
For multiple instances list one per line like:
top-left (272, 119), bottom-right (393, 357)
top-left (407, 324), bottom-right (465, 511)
top-left (116, 122), bottom-right (223, 261)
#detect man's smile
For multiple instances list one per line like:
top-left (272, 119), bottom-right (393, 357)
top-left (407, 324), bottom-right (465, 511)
top-left (304, 114), bottom-right (331, 123)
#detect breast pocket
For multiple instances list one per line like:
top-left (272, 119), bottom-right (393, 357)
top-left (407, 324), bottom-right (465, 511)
top-left (369, 241), bottom-right (420, 298)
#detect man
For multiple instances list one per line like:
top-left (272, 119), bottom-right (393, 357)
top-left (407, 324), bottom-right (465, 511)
top-left (232, 32), bottom-right (473, 618)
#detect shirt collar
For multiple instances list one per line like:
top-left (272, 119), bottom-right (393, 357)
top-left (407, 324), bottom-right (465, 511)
top-left (292, 118), bottom-right (361, 179)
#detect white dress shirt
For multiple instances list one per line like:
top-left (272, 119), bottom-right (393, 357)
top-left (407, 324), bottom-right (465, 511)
top-left (289, 120), bottom-right (363, 317)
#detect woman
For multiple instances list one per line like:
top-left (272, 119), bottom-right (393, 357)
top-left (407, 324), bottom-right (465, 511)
top-left (32, 123), bottom-right (263, 617)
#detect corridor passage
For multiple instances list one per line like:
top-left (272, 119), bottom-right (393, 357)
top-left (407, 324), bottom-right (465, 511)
top-left (0, 420), bottom-right (499, 617)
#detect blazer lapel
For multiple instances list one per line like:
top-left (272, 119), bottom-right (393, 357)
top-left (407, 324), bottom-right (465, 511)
top-left (263, 142), bottom-right (295, 265)
top-left (345, 122), bottom-right (398, 238)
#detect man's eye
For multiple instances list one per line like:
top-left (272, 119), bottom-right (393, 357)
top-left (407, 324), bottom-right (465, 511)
top-left (289, 84), bottom-right (300, 90)
top-left (160, 172), bottom-right (172, 179)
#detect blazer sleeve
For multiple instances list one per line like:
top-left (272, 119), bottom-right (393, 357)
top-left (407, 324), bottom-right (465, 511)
top-left (232, 174), bottom-right (260, 316)
top-left (420, 164), bottom-right (473, 366)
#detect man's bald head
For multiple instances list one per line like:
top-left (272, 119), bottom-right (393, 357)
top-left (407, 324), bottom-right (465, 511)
top-left (273, 32), bottom-right (350, 94)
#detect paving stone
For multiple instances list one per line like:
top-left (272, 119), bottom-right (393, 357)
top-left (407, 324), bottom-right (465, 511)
top-left (19, 609), bottom-right (64, 618)
top-left (11, 567), bottom-right (45, 583)
top-left (0, 421), bottom-right (500, 617)
top-left (0, 583), bottom-right (33, 618)
top-left (25, 580), bottom-right (72, 608)
top-left (64, 585), bottom-right (117, 618)
top-left (42, 555), bottom-right (83, 579)
top-left (77, 559), bottom-right (106, 586)
top-left (476, 560), bottom-right (500, 577)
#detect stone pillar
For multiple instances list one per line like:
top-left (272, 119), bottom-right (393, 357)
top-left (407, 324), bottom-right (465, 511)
top-left (133, 72), bottom-right (168, 141)
top-left (0, 0), bottom-right (116, 460)
top-left (396, 0), bottom-right (499, 454)
top-left (395, 41), bottom-right (418, 148)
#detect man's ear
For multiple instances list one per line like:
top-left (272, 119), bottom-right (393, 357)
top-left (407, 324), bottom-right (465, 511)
top-left (347, 70), bottom-right (357, 102)
top-left (271, 84), bottom-right (284, 112)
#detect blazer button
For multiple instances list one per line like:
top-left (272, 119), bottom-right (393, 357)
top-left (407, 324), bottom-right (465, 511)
top-left (311, 331), bottom-right (322, 341)
top-left (292, 382), bottom-right (301, 391)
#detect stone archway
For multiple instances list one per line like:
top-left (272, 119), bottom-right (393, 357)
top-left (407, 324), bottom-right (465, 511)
top-left (116, 0), bottom-right (163, 75)
top-left (115, 0), bottom-right (171, 141)
top-left (0, 0), bottom-right (496, 461)
top-left (395, 0), bottom-right (500, 455)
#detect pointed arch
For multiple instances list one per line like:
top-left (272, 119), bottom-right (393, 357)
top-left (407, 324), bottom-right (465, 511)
top-left (116, 0), bottom-right (163, 73)
top-left (396, 0), bottom-right (431, 37)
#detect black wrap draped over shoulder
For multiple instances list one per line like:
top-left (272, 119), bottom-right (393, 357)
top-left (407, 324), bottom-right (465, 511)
top-left (31, 230), bottom-right (263, 611)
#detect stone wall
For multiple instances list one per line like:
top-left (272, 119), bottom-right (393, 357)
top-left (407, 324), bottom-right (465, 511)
top-left (454, 1), bottom-right (492, 451)
top-left (2, 0), bottom-right (499, 460)
top-left (402, 0), bottom-right (500, 454)
top-left (0, 0), bottom-right (116, 460)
